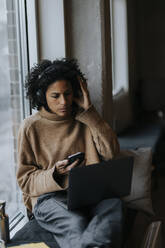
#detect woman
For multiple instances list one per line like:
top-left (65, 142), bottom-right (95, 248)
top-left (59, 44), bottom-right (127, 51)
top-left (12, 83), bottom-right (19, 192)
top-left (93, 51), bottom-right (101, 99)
top-left (17, 58), bottom-right (123, 248)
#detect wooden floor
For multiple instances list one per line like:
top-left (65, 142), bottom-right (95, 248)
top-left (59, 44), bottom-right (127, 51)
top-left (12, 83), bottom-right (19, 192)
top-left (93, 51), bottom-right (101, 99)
top-left (126, 170), bottom-right (165, 247)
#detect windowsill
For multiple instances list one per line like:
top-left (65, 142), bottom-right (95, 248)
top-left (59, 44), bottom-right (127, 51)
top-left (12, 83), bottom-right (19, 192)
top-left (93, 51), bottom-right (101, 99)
top-left (10, 212), bottom-right (29, 239)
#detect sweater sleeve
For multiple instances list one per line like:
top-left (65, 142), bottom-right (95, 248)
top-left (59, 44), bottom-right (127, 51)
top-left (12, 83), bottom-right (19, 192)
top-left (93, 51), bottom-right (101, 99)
top-left (76, 105), bottom-right (120, 160)
top-left (16, 124), bottom-right (64, 197)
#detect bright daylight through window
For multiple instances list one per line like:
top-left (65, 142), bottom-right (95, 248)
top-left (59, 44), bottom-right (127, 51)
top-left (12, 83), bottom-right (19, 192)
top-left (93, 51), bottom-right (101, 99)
top-left (0, 0), bottom-right (24, 218)
top-left (110, 0), bottom-right (129, 95)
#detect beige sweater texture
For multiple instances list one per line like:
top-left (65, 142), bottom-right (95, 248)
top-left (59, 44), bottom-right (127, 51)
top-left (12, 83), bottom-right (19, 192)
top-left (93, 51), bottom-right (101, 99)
top-left (17, 105), bottom-right (120, 211)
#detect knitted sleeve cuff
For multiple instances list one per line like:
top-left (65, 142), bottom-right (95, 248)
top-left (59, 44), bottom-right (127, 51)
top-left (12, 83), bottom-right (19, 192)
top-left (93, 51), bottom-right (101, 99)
top-left (52, 166), bottom-right (65, 186)
top-left (44, 166), bottom-right (65, 191)
top-left (75, 105), bottom-right (103, 128)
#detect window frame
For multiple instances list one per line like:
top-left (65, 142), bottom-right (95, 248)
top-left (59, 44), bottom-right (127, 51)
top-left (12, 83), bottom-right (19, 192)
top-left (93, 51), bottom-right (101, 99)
top-left (16, 0), bottom-right (31, 118)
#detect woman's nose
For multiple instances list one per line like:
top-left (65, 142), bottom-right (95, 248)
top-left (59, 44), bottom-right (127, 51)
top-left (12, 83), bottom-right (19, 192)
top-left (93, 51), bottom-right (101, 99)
top-left (59, 95), bottom-right (67, 104)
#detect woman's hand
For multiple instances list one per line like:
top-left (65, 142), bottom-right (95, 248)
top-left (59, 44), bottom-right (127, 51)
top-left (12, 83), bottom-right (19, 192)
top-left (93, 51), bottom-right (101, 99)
top-left (74, 77), bottom-right (91, 111)
top-left (55, 159), bottom-right (80, 175)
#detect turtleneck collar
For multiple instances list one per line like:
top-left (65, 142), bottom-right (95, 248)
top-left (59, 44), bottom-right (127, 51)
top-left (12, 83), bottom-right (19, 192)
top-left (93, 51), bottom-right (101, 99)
top-left (39, 107), bottom-right (73, 122)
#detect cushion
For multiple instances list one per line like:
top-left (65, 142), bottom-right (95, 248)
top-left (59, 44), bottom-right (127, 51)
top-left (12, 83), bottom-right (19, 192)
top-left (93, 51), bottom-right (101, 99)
top-left (118, 147), bottom-right (154, 216)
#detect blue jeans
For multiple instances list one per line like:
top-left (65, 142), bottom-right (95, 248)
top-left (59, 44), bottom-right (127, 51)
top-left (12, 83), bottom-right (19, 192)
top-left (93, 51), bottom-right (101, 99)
top-left (34, 191), bottom-right (123, 248)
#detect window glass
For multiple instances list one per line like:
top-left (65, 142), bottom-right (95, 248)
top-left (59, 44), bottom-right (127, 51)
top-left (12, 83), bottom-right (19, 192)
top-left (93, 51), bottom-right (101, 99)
top-left (0, 0), bottom-right (25, 218)
top-left (110, 0), bottom-right (129, 95)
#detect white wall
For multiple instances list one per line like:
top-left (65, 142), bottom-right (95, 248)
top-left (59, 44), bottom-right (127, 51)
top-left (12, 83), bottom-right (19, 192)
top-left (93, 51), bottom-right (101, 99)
top-left (37, 0), bottom-right (65, 60)
top-left (35, 0), bottom-right (114, 123)
top-left (65, 0), bottom-right (103, 114)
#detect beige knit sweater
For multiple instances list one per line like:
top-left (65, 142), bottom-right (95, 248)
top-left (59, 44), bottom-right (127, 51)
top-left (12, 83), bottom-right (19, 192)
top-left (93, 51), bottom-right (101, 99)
top-left (17, 105), bottom-right (120, 211)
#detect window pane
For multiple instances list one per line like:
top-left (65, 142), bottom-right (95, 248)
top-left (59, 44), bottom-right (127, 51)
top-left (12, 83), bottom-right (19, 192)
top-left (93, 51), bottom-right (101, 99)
top-left (110, 0), bottom-right (129, 95)
top-left (0, 0), bottom-right (24, 218)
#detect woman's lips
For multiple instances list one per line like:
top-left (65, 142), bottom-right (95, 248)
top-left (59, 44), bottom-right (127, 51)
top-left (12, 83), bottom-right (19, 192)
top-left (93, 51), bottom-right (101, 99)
top-left (59, 108), bottom-right (68, 112)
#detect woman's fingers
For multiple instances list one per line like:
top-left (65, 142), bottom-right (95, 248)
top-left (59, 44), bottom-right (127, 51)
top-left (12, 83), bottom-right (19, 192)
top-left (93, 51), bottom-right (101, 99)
top-left (67, 159), bottom-right (80, 171)
top-left (78, 76), bottom-right (88, 94)
top-left (74, 77), bottom-right (91, 110)
top-left (55, 158), bottom-right (85, 175)
top-left (56, 159), bottom-right (68, 168)
top-left (55, 159), bottom-right (68, 174)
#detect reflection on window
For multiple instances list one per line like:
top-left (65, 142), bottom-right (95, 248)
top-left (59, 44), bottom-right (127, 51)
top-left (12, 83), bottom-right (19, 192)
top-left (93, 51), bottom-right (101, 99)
top-left (0, 0), bottom-right (24, 218)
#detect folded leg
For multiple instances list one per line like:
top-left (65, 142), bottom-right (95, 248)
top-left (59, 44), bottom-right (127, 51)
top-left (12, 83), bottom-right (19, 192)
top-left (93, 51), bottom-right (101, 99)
top-left (81, 198), bottom-right (123, 248)
top-left (34, 192), bottom-right (88, 248)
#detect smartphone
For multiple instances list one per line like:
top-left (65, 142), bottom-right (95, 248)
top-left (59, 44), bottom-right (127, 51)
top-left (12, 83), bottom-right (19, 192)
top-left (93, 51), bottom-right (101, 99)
top-left (67, 152), bottom-right (85, 166)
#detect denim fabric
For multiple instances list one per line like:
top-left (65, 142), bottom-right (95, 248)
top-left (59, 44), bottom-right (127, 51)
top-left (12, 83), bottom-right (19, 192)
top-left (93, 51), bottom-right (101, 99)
top-left (34, 191), bottom-right (123, 248)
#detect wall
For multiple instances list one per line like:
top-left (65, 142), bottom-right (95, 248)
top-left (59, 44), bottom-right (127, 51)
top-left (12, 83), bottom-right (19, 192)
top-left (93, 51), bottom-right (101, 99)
top-left (135, 0), bottom-right (165, 112)
top-left (37, 0), bottom-right (65, 60)
top-left (64, 0), bottom-right (113, 123)
top-left (136, 0), bottom-right (165, 80)
top-left (36, 0), bottom-right (113, 124)
top-left (127, 0), bottom-right (138, 95)
top-left (65, 0), bottom-right (102, 114)
top-left (126, 0), bottom-right (138, 116)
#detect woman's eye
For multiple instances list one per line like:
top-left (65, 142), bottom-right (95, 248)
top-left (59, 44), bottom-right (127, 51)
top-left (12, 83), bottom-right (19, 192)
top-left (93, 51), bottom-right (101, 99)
top-left (52, 95), bottom-right (59, 99)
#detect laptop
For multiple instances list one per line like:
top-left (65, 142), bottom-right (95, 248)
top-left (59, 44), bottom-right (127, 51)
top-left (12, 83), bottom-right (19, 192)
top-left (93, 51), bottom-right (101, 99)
top-left (67, 156), bottom-right (134, 210)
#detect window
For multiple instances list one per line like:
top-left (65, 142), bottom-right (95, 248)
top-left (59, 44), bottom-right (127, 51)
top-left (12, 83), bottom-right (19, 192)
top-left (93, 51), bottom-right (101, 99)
top-left (0, 0), bottom-right (29, 218)
top-left (110, 0), bottom-right (129, 95)
top-left (0, 0), bottom-right (65, 219)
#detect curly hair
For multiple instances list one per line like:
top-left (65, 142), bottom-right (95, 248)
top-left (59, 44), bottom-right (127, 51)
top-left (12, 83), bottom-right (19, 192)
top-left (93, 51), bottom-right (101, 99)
top-left (25, 58), bottom-right (87, 111)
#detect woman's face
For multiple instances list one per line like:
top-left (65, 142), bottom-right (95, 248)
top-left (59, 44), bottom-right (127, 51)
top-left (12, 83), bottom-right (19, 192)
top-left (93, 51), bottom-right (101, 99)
top-left (46, 80), bottom-right (73, 117)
